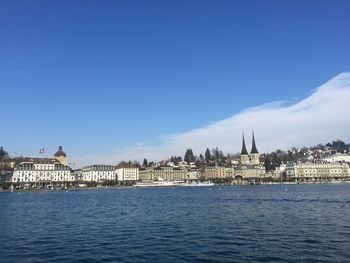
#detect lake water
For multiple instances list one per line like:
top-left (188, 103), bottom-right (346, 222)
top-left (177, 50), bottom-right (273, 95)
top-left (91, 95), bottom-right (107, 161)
top-left (1, 184), bottom-right (350, 263)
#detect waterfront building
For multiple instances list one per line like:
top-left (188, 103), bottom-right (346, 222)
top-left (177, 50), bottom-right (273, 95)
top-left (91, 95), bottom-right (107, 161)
top-left (82, 165), bottom-right (115, 182)
top-left (72, 169), bottom-right (83, 181)
top-left (203, 165), bottom-right (234, 179)
top-left (54, 146), bottom-right (68, 166)
top-left (12, 160), bottom-right (72, 184)
top-left (115, 163), bottom-right (139, 181)
top-left (285, 163), bottom-right (295, 178)
top-left (286, 162), bottom-right (349, 180)
top-left (188, 170), bottom-right (201, 180)
top-left (271, 164), bottom-right (287, 180)
top-left (235, 165), bottom-right (266, 179)
top-left (139, 166), bottom-right (187, 181)
top-left (0, 170), bottom-right (12, 184)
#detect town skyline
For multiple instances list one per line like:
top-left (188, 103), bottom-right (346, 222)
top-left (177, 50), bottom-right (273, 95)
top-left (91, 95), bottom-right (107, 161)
top-left (2, 135), bottom-right (350, 188)
top-left (1, 133), bottom-right (349, 170)
top-left (1, 1), bottom-right (350, 167)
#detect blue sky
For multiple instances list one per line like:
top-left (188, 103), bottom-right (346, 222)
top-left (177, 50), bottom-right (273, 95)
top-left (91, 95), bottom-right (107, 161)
top-left (1, 0), bottom-right (350, 165)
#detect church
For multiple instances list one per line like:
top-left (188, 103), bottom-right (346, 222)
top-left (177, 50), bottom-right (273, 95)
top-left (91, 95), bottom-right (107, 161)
top-left (235, 132), bottom-right (265, 179)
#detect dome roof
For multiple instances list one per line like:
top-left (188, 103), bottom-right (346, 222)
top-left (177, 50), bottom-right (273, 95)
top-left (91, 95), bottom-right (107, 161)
top-left (54, 146), bottom-right (66, 157)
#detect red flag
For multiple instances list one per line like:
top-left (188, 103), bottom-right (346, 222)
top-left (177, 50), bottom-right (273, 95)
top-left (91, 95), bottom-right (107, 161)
top-left (39, 148), bottom-right (45, 154)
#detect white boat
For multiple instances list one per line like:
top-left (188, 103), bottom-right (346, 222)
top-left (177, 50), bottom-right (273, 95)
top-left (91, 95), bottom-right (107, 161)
top-left (134, 180), bottom-right (194, 187)
top-left (134, 181), bottom-right (176, 187)
top-left (134, 180), bottom-right (215, 187)
top-left (196, 181), bottom-right (214, 186)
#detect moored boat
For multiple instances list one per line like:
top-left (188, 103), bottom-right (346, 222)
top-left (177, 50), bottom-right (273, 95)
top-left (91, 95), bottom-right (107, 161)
top-left (196, 181), bottom-right (214, 186)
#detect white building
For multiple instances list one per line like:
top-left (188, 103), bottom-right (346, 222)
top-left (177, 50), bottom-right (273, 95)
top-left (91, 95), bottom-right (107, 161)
top-left (188, 170), bottom-right (201, 180)
top-left (286, 162), bottom-right (349, 179)
top-left (12, 161), bottom-right (73, 183)
top-left (72, 169), bottom-right (83, 181)
top-left (82, 165), bottom-right (115, 182)
top-left (115, 163), bottom-right (139, 181)
top-left (138, 166), bottom-right (187, 181)
top-left (324, 154), bottom-right (350, 163)
top-left (270, 164), bottom-right (287, 180)
top-left (178, 161), bottom-right (188, 167)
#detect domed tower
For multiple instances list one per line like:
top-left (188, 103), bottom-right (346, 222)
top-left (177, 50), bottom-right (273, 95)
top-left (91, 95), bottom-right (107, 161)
top-left (54, 146), bottom-right (67, 166)
top-left (250, 131), bottom-right (260, 165)
top-left (240, 133), bottom-right (249, 165)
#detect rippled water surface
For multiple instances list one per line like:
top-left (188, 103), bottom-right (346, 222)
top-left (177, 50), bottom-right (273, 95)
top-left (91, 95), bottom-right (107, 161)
top-left (1, 184), bottom-right (350, 263)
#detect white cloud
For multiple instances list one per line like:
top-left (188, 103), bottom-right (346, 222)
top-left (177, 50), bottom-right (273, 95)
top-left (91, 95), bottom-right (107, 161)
top-left (72, 72), bottom-right (350, 167)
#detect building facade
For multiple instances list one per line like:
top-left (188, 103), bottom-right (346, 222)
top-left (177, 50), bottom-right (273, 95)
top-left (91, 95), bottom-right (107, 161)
top-left (115, 164), bottom-right (139, 181)
top-left (139, 166), bottom-right (188, 181)
top-left (188, 170), bottom-right (201, 180)
top-left (82, 165), bottom-right (115, 182)
top-left (12, 161), bottom-right (72, 183)
top-left (234, 165), bottom-right (266, 179)
top-left (203, 165), bottom-right (234, 179)
top-left (72, 169), bottom-right (83, 181)
top-left (286, 162), bottom-right (350, 180)
top-left (324, 154), bottom-right (350, 163)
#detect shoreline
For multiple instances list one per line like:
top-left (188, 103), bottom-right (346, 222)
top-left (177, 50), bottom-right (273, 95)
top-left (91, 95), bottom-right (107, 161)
top-left (2, 180), bottom-right (350, 193)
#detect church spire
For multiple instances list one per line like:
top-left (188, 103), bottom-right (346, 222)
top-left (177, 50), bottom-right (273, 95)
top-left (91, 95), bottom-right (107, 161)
top-left (241, 133), bottom-right (248, 155)
top-left (251, 131), bottom-right (259, 154)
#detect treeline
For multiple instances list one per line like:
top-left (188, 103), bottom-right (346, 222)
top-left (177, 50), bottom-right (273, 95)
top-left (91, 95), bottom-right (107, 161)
top-left (264, 140), bottom-right (350, 171)
top-left (0, 147), bottom-right (9, 160)
top-left (169, 147), bottom-right (237, 167)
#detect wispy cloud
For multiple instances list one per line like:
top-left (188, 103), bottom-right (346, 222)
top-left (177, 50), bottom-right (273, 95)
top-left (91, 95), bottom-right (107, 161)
top-left (72, 72), bottom-right (350, 167)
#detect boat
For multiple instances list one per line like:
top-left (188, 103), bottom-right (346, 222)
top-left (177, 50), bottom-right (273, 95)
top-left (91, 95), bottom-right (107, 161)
top-left (250, 180), bottom-right (261, 185)
top-left (134, 179), bottom-right (217, 188)
top-left (196, 181), bottom-right (214, 186)
top-left (134, 181), bottom-right (176, 187)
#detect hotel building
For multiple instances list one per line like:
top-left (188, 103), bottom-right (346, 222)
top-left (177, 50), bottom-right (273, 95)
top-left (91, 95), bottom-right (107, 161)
top-left (82, 165), bottom-right (115, 182)
top-left (203, 165), bottom-right (234, 179)
top-left (286, 162), bottom-right (350, 180)
top-left (12, 160), bottom-right (72, 183)
top-left (115, 163), bottom-right (139, 181)
top-left (139, 166), bottom-right (188, 181)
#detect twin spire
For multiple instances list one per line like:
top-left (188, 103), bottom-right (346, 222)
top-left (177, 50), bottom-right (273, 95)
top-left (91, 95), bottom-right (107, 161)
top-left (241, 131), bottom-right (259, 155)
top-left (241, 134), bottom-right (249, 155)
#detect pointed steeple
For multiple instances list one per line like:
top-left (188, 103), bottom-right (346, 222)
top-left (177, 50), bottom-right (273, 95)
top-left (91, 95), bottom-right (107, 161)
top-left (241, 133), bottom-right (248, 155)
top-left (251, 131), bottom-right (259, 154)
